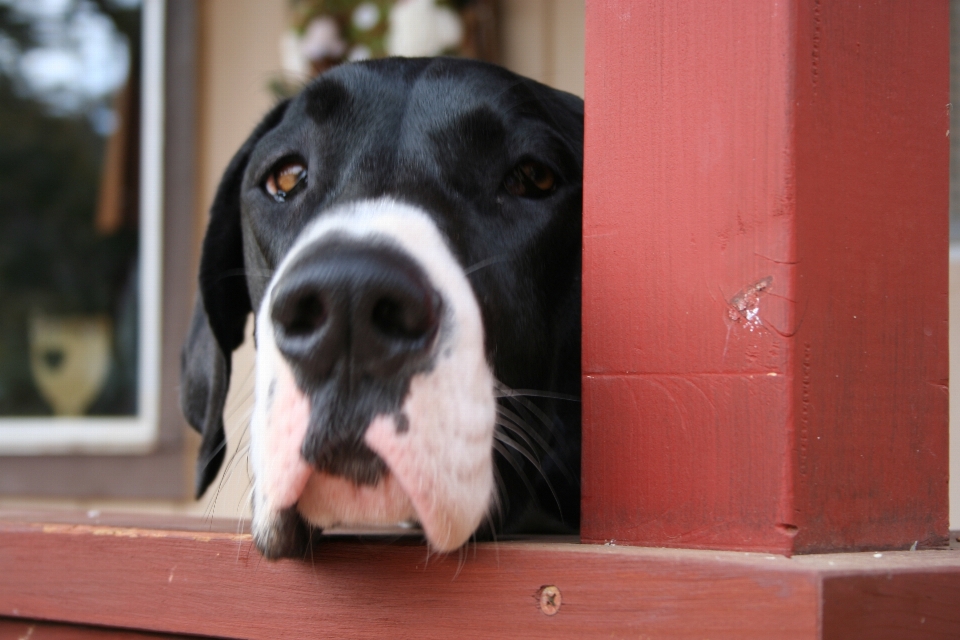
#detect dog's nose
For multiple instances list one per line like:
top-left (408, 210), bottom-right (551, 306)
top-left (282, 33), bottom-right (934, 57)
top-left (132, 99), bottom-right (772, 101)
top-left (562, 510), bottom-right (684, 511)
top-left (270, 240), bottom-right (441, 382)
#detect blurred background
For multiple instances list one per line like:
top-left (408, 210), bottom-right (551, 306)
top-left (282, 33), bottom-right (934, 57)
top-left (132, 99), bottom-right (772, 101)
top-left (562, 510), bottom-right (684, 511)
top-left (0, 0), bottom-right (585, 522)
top-left (0, 0), bottom-right (141, 420)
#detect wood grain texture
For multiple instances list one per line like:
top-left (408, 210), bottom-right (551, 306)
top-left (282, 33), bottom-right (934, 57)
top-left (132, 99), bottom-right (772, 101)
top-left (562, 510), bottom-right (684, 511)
top-left (0, 519), bottom-right (821, 639)
top-left (789, 0), bottom-right (949, 554)
top-left (0, 618), bottom-right (204, 639)
top-left (582, 0), bottom-right (948, 553)
top-left (4, 518), bottom-right (960, 638)
top-left (822, 572), bottom-right (960, 639)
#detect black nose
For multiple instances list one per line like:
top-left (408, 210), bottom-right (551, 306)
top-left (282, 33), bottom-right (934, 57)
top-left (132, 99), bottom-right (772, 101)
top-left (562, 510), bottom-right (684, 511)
top-left (270, 240), bottom-right (442, 383)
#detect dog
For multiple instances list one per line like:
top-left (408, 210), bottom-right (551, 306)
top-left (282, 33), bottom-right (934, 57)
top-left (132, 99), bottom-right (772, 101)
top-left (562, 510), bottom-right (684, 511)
top-left (181, 57), bottom-right (582, 559)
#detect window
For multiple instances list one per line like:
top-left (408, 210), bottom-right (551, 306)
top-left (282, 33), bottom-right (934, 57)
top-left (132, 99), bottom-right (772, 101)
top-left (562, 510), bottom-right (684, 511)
top-left (0, 0), bottom-right (163, 454)
top-left (0, 0), bottom-right (194, 498)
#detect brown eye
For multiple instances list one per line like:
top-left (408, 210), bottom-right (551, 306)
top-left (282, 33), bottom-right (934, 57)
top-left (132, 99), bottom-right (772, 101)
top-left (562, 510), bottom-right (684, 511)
top-left (265, 161), bottom-right (307, 202)
top-left (503, 160), bottom-right (556, 198)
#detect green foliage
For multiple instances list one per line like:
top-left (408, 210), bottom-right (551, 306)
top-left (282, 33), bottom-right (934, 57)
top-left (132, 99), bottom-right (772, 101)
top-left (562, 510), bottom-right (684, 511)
top-left (291, 0), bottom-right (392, 58)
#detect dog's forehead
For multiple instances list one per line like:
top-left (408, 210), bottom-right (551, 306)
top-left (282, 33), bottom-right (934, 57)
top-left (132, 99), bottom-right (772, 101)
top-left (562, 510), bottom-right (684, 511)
top-left (284, 60), bottom-right (550, 145)
top-left (240, 61), bottom-right (553, 215)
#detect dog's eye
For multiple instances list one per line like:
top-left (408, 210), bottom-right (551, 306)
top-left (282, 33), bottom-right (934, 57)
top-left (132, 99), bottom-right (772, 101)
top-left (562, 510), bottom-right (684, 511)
top-left (265, 161), bottom-right (307, 202)
top-left (503, 160), bottom-right (556, 198)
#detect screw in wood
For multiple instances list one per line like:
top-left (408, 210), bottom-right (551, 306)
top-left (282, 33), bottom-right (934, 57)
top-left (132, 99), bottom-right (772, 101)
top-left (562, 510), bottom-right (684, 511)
top-left (538, 585), bottom-right (562, 616)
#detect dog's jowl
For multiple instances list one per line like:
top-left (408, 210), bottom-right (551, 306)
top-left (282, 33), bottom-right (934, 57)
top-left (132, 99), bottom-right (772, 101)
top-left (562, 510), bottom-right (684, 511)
top-left (181, 58), bottom-right (583, 559)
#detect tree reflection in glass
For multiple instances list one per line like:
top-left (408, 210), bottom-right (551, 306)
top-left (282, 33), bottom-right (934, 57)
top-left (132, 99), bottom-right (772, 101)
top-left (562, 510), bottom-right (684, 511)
top-left (0, 0), bottom-right (141, 416)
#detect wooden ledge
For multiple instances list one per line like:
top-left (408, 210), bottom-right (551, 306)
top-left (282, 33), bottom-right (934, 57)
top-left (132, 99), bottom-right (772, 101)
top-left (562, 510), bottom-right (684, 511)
top-left (1, 513), bottom-right (959, 639)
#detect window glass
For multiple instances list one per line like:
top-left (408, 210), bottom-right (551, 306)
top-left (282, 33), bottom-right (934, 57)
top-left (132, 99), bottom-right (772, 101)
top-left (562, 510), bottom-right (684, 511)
top-left (0, 0), bottom-right (141, 418)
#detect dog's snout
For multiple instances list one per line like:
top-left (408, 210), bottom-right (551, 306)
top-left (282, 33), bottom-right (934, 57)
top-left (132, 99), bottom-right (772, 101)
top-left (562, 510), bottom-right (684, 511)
top-left (271, 240), bottom-right (441, 382)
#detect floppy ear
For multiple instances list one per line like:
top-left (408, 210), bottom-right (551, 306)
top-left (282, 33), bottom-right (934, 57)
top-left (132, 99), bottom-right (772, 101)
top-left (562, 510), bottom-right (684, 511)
top-left (180, 294), bottom-right (231, 497)
top-left (181, 99), bottom-right (290, 498)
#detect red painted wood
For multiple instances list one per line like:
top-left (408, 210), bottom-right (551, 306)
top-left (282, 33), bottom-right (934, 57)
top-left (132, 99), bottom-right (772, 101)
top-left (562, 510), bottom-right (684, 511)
top-left (0, 519), bottom-right (821, 639)
top-left (4, 518), bottom-right (960, 638)
top-left (582, 0), bottom-right (949, 553)
top-left (0, 618), bottom-right (197, 639)
top-left (822, 572), bottom-right (960, 639)
top-left (789, 0), bottom-right (949, 554)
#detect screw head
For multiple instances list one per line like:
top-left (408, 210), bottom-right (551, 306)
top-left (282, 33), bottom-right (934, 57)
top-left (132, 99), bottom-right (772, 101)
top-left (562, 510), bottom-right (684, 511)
top-left (538, 585), bottom-right (561, 616)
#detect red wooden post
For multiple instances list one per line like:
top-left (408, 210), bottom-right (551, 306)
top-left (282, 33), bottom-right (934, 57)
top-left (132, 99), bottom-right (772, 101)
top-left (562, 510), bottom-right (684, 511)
top-left (582, 0), bottom-right (949, 554)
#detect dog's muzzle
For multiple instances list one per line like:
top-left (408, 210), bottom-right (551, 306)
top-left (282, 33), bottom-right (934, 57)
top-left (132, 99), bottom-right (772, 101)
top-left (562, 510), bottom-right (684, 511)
top-left (269, 240), bottom-right (442, 484)
top-left (250, 200), bottom-right (497, 557)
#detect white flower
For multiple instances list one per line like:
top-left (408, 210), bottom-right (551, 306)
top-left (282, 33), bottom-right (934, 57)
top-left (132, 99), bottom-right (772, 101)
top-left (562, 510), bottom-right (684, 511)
top-left (352, 2), bottom-right (381, 32)
top-left (279, 30), bottom-right (310, 79)
top-left (348, 45), bottom-right (373, 62)
top-left (300, 16), bottom-right (347, 62)
top-left (387, 0), bottom-right (463, 58)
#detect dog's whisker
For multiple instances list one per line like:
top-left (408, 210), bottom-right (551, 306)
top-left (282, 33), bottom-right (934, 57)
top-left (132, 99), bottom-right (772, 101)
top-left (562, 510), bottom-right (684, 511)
top-left (223, 403), bottom-right (253, 430)
top-left (216, 424), bottom-right (252, 498)
top-left (479, 504), bottom-right (502, 563)
top-left (221, 404), bottom-right (252, 453)
top-left (495, 408), bottom-right (548, 452)
top-left (244, 267), bottom-right (276, 278)
top-left (236, 485), bottom-right (254, 531)
top-left (495, 420), bottom-right (575, 491)
top-left (492, 440), bottom-right (539, 505)
top-left (207, 430), bottom-right (251, 521)
top-left (195, 433), bottom-right (232, 498)
top-left (494, 431), bottom-right (542, 471)
top-left (206, 470), bottom-right (228, 520)
top-left (490, 463), bottom-right (507, 526)
top-left (494, 379), bottom-right (569, 436)
top-left (463, 534), bottom-right (477, 569)
top-left (305, 532), bottom-right (320, 583)
top-left (495, 408), bottom-right (574, 482)
top-left (494, 386), bottom-right (581, 403)
top-left (223, 412), bottom-right (252, 451)
top-left (222, 369), bottom-right (257, 426)
top-left (495, 420), bottom-right (546, 468)
top-left (453, 545), bottom-right (467, 580)
top-left (464, 253), bottom-right (509, 276)
top-left (493, 432), bottom-right (563, 518)
top-left (213, 268), bottom-right (274, 284)
top-left (504, 394), bottom-right (562, 439)
top-left (221, 443), bottom-right (251, 490)
top-left (233, 485), bottom-right (254, 563)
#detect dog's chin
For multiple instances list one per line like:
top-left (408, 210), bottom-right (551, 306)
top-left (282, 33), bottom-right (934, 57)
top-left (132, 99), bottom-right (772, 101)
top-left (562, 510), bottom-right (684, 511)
top-left (261, 409), bottom-right (495, 556)
top-left (296, 467), bottom-right (418, 530)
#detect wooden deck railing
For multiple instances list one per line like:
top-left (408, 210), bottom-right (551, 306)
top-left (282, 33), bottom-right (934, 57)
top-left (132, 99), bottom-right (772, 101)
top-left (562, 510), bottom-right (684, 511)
top-left (2, 512), bottom-right (960, 638)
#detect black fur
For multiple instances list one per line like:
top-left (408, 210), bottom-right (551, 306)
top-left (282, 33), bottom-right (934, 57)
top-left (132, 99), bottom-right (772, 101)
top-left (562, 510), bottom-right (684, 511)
top-left (181, 58), bottom-right (583, 537)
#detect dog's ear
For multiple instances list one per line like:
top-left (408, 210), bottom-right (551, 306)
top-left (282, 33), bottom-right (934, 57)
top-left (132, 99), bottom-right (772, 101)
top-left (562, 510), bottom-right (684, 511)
top-left (181, 294), bottom-right (231, 497)
top-left (181, 99), bottom-right (290, 498)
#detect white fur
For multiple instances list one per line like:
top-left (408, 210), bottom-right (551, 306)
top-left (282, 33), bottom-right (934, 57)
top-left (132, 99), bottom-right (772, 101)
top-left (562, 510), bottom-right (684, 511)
top-left (250, 198), bottom-right (496, 552)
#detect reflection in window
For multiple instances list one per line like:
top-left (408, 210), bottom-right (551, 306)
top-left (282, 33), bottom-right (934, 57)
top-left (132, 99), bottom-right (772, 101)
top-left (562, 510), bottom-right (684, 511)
top-left (0, 0), bottom-right (141, 417)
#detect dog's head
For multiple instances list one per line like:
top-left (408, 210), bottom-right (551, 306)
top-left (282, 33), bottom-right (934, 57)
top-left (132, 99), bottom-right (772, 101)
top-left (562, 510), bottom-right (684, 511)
top-left (181, 58), bottom-right (583, 558)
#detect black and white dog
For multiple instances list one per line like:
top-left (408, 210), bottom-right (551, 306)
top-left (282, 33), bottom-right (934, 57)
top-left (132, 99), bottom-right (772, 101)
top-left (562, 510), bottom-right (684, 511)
top-left (181, 58), bottom-right (582, 559)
